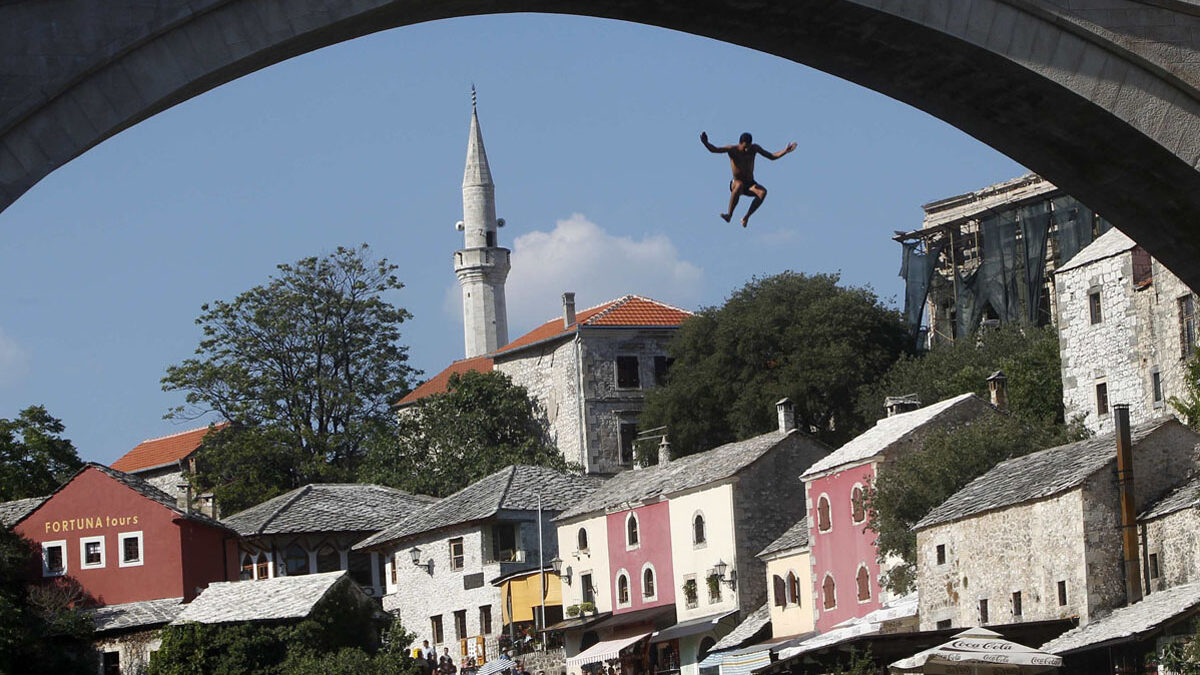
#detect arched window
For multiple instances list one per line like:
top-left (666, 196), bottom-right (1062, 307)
top-left (578, 528), bottom-right (589, 551)
top-left (851, 485), bottom-right (866, 524)
top-left (617, 573), bottom-right (630, 605)
top-left (787, 571), bottom-right (800, 605)
top-left (643, 567), bottom-right (656, 598)
top-left (822, 574), bottom-right (837, 610)
top-left (773, 575), bottom-right (786, 607)
top-left (693, 513), bottom-right (706, 545)
top-left (285, 544), bottom-right (309, 576)
top-left (316, 545), bottom-right (340, 573)
top-left (626, 513), bottom-right (640, 547)
top-left (240, 553), bottom-right (254, 580)
top-left (856, 566), bottom-right (871, 602)
top-left (817, 495), bottom-right (832, 532)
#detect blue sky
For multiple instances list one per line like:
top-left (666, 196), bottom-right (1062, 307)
top-left (0, 14), bottom-right (1025, 466)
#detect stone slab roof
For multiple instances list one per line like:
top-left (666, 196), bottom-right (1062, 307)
top-left (90, 597), bottom-right (183, 634)
top-left (111, 423), bottom-right (227, 473)
top-left (1141, 472), bottom-right (1200, 521)
top-left (915, 418), bottom-right (1176, 531)
top-left (757, 517), bottom-right (809, 559)
top-left (802, 394), bottom-right (985, 479)
top-left (1057, 227), bottom-right (1137, 274)
top-left (558, 429), bottom-right (825, 522)
top-left (172, 571), bottom-right (350, 625)
top-left (354, 466), bottom-right (604, 550)
top-left (711, 603), bottom-right (771, 651)
top-left (223, 483), bottom-right (437, 536)
top-left (1042, 581), bottom-right (1200, 654)
top-left (0, 496), bottom-right (45, 528)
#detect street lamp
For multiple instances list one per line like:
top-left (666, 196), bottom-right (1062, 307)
top-left (551, 555), bottom-right (570, 584)
top-left (713, 559), bottom-right (737, 590)
top-left (410, 546), bottom-right (431, 573)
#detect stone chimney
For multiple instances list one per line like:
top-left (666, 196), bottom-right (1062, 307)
top-left (777, 398), bottom-right (795, 432)
top-left (176, 481), bottom-right (193, 514)
top-left (884, 394), bottom-right (922, 417)
top-left (563, 292), bottom-right (577, 328)
top-left (658, 437), bottom-right (671, 465)
top-left (988, 371), bottom-right (1008, 410)
top-left (1114, 404), bottom-right (1143, 604)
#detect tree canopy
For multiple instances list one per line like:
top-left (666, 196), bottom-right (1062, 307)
top-left (0, 406), bottom-right (83, 501)
top-left (162, 245), bottom-right (415, 513)
top-left (359, 370), bottom-right (571, 497)
top-left (639, 272), bottom-right (911, 455)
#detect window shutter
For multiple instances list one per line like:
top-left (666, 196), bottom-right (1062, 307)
top-left (773, 575), bottom-right (787, 607)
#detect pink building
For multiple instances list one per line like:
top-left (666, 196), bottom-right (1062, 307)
top-left (800, 393), bottom-right (996, 632)
top-left (606, 501), bottom-right (675, 614)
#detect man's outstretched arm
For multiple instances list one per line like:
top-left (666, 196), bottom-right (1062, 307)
top-left (757, 142), bottom-right (798, 160)
top-left (700, 132), bottom-right (732, 153)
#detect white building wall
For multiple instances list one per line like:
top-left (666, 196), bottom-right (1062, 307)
top-left (555, 514), bottom-right (612, 614)
top-left (667, 484), bottom-right (740, 624)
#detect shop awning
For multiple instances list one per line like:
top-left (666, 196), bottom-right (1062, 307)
top-left (593, 605), bottom-right (676, 632)
top-left (718, 650), bottom-right (771, 675)
top-left (544, 611), bottom-right (612, 632)
top-left (565, 633), bottom-right (651, 667)
top-left (651, 610), bottom-right (738, 643)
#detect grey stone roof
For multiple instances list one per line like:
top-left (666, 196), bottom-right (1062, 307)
top-left (802, 394), bottom-right (988, 478)
top-left (1141, 472), bottom-right (1200, 521)
top-left (757, 517), bottom-right (809, 558)
top-left (354, 466), bottom-right (604, 550)
top-left (0, 496), bottom-right (45, 528)
top-left (223, 483), bottom-right (437, 536)
top-left (915, 418), bottom-right (1177, 531)
top-left (1057, 227), bottom-right (1136, 274)
top-left (172, 571), bottom-right (354, 625)
top-left (1042, 581), bottom-right (1200, 654)
top-left (89, 597), bottom-right (183, 634)
top-left (711, 603), bottom-right (771, 651)
top-left (559, 429), bottom-right (827, 522)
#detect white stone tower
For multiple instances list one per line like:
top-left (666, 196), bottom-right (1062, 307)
top-left (455, 90), bottom-right (510, 358)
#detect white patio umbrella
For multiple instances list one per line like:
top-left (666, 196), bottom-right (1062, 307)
top-left (888, 627), bottom-right (1063, 674)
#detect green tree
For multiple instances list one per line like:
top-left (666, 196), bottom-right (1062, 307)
top-left (1170, 351), bottom-right (1200, 428)
top-left (640, 272), bottom-right (910, 455)
top-left (360, 370), bottom-right (571, 497)
top-left (0, 405), bottom-right (83, 500)
top-left (162, 245), bottom-right (415, 513)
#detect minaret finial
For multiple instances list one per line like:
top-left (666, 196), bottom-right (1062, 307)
top-left (471, 84), bottom-right (477, 111)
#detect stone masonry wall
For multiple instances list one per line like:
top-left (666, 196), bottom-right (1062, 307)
top-left (496, 338), bottom-right (583, 469)
top-left (1143, 508), bottom-right (1200, 593)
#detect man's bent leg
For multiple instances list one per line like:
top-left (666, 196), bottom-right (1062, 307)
top-left (722, 180), bottom-right (743, 222)
top-left (742, 184), bottom-right (767, 227)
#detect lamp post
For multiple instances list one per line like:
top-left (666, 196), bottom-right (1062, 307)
top-left (410, 546), bottom-right (431, 573)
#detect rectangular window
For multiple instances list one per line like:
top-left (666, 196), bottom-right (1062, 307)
top-left (80, 535), bottom-right (106, 569)
top-left (102, 651), bottom-right (120, 675)
top-left (257, 558), bottom-right (269, 580)
top-left (42, 541), bottom-right (66, 577)
top-left (581, 573), bottom-right (595, 605)
top-left (1058, 581), bottom-right (1068, 607)
top-left (1096, 382), bottom-right (1109, 416)
top-left (708, 573), bottom-right (722, 603)
top-left (936, 619), bottom-right (952, 630)
top-left (491, 523), bottom-right (517, 563)
top-left (619, 422), bottom-right (638, 465)
top-left (616, 356), bottom-right (640, 389)
top-left (1012, 591), bottom-right (1022, 617)
top-left (431, 615), bottom-right (444, 644)
top-left (936, 544), bottom-right (946, 565)
top-left (1089, 291), bottom-right (1103, 324)
top-left (449, 538), bottom-right (465, 571)
top-left (979, 599), bottom-right (989, 624)
top-left (1132, 247), bottom-right (1153, 287)
top-left (454, 609), bottom-right (467, 640)
top-left (1181, 295), bottom-right (1197, 357)
top-left (389, 562), bottom-right (397, 586)
top-left (119, 531), bottom-right (143, 567)
top-left (1152, 370), bottom-right (1164, 406)
top-left (653, 356), bottom-right (674, 386)
top-left (479, 605), bottom-right (492, 635)
top-left (1150, 553), bottom-right (1160, 580)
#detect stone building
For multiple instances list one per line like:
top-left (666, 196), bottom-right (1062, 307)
top-left (895, 174), bottom-right (1111, 346)
top-left (88, 597), bottom-right (183, 675)
top-left (913, 417), bottom-right (1199, 630)
top-left (110, 422), bottom-right (227, 515)
top-left (353, 465), bottom-right (602, 659)
top-left (1137, 473), bottom-right (1200, 594)
top-left (800, 392), bottom-right (998, 632)
top-left (1055, 228), bottom-right (1199, 434)
top-left (554, 400), bottom-right (829, 675)
top-left (221, 482), bottom-right (436, 598)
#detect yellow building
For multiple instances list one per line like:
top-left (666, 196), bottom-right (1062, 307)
top-left (495, 566), bottom-right (563, 627)
top-left (757, 518), bottom-right (814, 638)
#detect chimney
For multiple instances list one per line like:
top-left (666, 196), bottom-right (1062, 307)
top-left (562, 292), bottom-right (577, 328)
top-left (777, 398), bottom-right (795, 432)
top-left (658, 437), bottom-right (672, 465)
top-left (988, 371), bottom-right (1008, 410)
top-left (176, 482), bottom-right (193, 515)
top-left (884, 394), bottom-right (921, 417)
top-left (1114, 404), bottom-right (1143, 604)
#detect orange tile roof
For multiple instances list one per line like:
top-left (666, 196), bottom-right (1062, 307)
top-left (396, 356), bottom-right (495, 407)
top-left (110, 423), bottom-right (228, 473)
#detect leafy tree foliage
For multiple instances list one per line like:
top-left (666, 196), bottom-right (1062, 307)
top-left (1170, 351), bottom-right (1200, 428)
top-left (640, 272), bottom-right (910, 455)
top-left (360, 370), bottom-right (572, 497)
top-left (162, 245), bottom-right (415, 513)
top-left (0, 405), bottom-right (83, 500)
top-left (1155, 619), bottom-right (1200, 674)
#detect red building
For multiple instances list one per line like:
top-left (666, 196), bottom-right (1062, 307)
top-left (11, 463), bottom-right (237, 605)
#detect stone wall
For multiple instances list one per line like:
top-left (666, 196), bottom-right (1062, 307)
top-left (1142, 507), bottom-right (1200, 593)
top-left (94, 629), bottom-right (162, 675)
top-left (496, 338), bottom-right (584, 469)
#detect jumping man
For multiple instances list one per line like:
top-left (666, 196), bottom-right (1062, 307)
top-left (701, 131), bottom-right (797, 227)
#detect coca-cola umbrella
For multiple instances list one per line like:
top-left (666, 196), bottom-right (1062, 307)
top-left (888, 627), bottom-right (1063, 674)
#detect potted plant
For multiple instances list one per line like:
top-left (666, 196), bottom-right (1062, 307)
top-left (707, 574), bottom-right (722, 597)
top-left (682, 579), bottom-right (698, 606)
top-left (566, 604), bottom-right (581, 618)
top-left (579, 601), bottom-right (595, 615)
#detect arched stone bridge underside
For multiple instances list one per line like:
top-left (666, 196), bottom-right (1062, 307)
top-left (3, 1), bottom-right (1199, 287)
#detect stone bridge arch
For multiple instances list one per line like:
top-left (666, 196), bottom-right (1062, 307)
top-left (2, 1), bottom-right (1199, 286)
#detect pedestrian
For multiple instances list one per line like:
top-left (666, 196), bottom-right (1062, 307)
top-left (441, 647), bottom-right (457, 674)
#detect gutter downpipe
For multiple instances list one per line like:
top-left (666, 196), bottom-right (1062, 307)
top-left (1114, 404), bottom-right (1143, 605)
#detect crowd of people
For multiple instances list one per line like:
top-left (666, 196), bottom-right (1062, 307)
top-left (416, 640), bottom-right (546, 675)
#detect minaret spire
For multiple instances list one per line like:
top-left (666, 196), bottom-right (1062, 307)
top-left (454, 88), bottom-right (510, 358)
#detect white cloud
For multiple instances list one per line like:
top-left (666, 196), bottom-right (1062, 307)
top-left (444, 213), bottom-right (703, 334)
top-left (0, 327), bottom-right (29, 388)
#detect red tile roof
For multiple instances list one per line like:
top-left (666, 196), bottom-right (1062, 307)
top-left (396, 356), bottom-right (495, 407)
top-left (110, 423), bottom-right (228, 473)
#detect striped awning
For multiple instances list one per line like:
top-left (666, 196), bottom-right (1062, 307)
top-left (718, 649), bottom-right (772, 675)
top-left (565, 633), bottom-right (651, 667)
top-left (697, 651), bottom-right (727, 669)
top-left (477, 658), bottom-right (516, 675)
